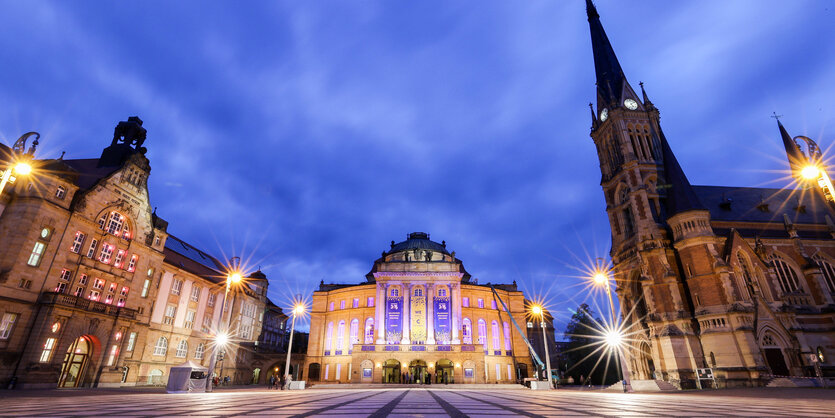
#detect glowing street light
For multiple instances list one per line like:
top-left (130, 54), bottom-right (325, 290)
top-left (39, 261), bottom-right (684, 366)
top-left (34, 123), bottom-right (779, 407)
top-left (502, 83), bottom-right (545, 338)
top-left (0, 132), bottom-right (40, 198)
top-left (604, 328), bottom-right (624, 349)
top-left (205, 258), bottom-right (244, 392)
top-left (283, 299), bottom-right (305, 385)
top-left (591, 259), bottom-right (632, 392)
top-left (530, 304), bottom-right (553, 389)
top-left (215, 332), bottom-right (229, 348)
top-left (801, 165), bottom-right (821, 180)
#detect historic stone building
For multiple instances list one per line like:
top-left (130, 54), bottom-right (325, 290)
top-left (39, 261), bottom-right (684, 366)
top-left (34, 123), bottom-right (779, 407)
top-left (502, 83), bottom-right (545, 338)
top-left (0, 118), bottom-right (286, 388)
top-left (304, 232), bottom-right (547, 384)
top-left (585, 1), bottom-right (834, 388)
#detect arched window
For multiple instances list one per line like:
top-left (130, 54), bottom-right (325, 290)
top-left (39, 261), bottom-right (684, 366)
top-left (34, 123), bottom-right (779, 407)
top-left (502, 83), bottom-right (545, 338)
top-left (153, 336), bottom-right (168, 356)
top-left (414, 287), bottom-right (423, 297)
top-left (105, 211), bottom-right (125, 235)
top-left (762, 333), bottom-right (777, 347)
top-left (491, 321), bottom-right (500, 350)
top-left (349, 319), bottom-right (359, 345)
top-left (175, 340), bottom-right (188, 358)
top-left (772, 257), bottom-right (800, 294)
top-left (735, 252), bottom-right (755, 300)
top-left (618, 187), bottom-right (630, 205)
top-left (477, 319), bottom-right (487, 349)
top-left (324, 322), bottom-right (334, 352)
top-left (390, 287), bottom-right (399, 297)
top-left (503, 322), bottom-right (511, 351)
top-left (336, 320), bottom-right (346, 352)
top-left (462, 318), bottom-right (472, 344)
top-left (364, 318), bottom-right (374, 344)
top-left (814, 256), bottom-right (835, 293)
top-left (195, 342), bottom-right (205, 359)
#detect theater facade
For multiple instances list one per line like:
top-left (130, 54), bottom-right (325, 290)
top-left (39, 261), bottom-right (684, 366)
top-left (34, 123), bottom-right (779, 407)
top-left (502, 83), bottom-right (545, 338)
top-left (304, 233), bottom-right (541, 384)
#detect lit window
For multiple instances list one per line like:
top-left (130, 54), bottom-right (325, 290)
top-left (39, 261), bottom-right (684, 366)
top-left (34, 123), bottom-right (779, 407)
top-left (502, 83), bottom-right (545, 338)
top-left (154, 236), bottom-right (161, 246)
top-left (54, 282), bottom-right (67, 294)
top-left (117, 297), bottom-right (125, 307)
top-left (328, 302), bottom-right (334, 312)
top-left (336, 321), bottom-right (346, 352)
top-left (175, 340), bottom-right (188, 358)
top-left (202, 316), bottom-right (212, 333)
top-left (171, 280), bottom-right (183, 295)
top-left (120, 286), bottom-right (129, 297)
top-left (462, 318), bottom-right (473, 344)
top-left (78, 274), bottom-right (88, 285)
top-left (109, 283), bottom-right (117, 293)
top-left (364, 318), bottom-right (374, 344)
top-left (93, 278), bottom-right (104, 290)
top-left (106, 344), bottom-right (119, 366)
top-left (55, 186), bottom-right (66, 199)
top-left (503, 322), bottom-right (511, 351)
top-left (340, 300), bottom-right (346, 310)
top-left (153, 337), bottom-right (168, 356)
top-left (88, 290), bottom-right (101, 301)
top-left (367, 297), bottom-right (374, 307)
top-left (98, 244), bottom-right (114, 264)
top-left (492, 300), bottom-right (498, 310)
top-left (163, 305), bottom-right (176, 325)
top-left (324, 322), bottom-right (334, 352)
top-left (462, 297), bottom-right (469, 307)
top-left (491, 321), bottom-right (500, 350)
top-left (70, 232), bottom-right (85, 253)
top-left (0, 313), bottom-right (20, 339)
top-left (86, 239), bottom-right (98, 258)
top-left (207, 293), bottom-right (216, 307)
top-left (40, 338), bottom-right (56, 362)
top-left (190, 286), bottom-right (200, 302)
top-left (477, 298), bottom-right (484, 309)
top-left (185, 311), bottom-right (196, 329)
top-left (122, 224), bottom-right (131, 240)
top-left (391, 288), bottom-right (399, 297)
top-left (126, 332), bottom-right (137, 351)
top-left (106, 211), bottom-right (124, 235)
top-left (477, 319), bottom-right (487, 349)
top-left (352, 298), bottom-right (359, 308)
top-left (59, 269), bottom-right (72, 281)
top-left (195, 342), bottom-right (205, 359)
top-left (114, 250), bottom-right (126, 268)
top-left (141, 279), bottom-right (151, 298)
top-left (27, 242), bottom-right (46, 266)
top-left (526, 322), bottom-right (533, 328)
top-left (350, 318), bottom-right (359, 345)
top-left (104, 294), bottom-right (114, 304)
top-left (438, 288), bottom-right (447, 297)
top-left (73, 286), bottom-right (83, 297)
top-left (414, 287), bottom-right (423, 297)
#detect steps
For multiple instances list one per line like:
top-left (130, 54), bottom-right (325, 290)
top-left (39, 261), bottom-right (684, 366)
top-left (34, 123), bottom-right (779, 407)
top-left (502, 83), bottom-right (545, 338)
top-left (766, 377), bottom-right (823, 388)
top-left (605, 379), bottom-right (679, 392)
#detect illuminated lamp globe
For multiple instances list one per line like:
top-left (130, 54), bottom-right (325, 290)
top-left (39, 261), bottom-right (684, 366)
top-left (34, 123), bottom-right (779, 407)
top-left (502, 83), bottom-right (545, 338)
top-left (13, 162), bottom-right (32, 175)
top-left (228, 272), bottom-right (243, 284)
top-left (215, 332), bottom-right (229, 347)
top-left (531, 305), bottom-right (542, 315)
top-left (294, 304), bottom-right (305, 315)
top-left (604, 329), bottom-right (624, 349)
top-left (593, 271), bottom-right (609, 285)
top-left (801, 165), bottom-right (821, 180)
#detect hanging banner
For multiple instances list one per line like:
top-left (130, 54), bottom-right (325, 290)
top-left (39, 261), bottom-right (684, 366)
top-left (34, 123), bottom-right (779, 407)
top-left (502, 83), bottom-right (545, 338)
top-left (434, 297), bottom-right (451, 343)
top-left (410, 296), bottom-right (426, 342)
top-left (386, 297), bottom-right (402, 343)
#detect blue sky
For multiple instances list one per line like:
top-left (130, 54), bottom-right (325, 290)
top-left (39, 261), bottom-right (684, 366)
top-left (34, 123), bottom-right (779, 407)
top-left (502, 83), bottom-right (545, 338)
top-left (1, 1), bottom-right (834, 332)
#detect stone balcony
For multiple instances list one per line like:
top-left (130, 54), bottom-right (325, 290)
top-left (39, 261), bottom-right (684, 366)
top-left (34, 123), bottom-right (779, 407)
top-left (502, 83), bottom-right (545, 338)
top-left (39, 292), bottom-right (138, 320)
top-left (322, 343), bottom-right (513, 356)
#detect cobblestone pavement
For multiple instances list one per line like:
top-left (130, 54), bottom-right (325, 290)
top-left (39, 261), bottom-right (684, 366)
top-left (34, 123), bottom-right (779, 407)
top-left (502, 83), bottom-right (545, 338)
top-left (1, 387), bottom-right (833, 417)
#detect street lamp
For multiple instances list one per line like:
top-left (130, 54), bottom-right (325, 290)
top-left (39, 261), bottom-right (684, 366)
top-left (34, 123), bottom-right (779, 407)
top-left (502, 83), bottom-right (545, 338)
top-left (283, 302), bottom-right (305, 384)
top-left (1, 132), bottom-right (40, 198)
top-left (530, 304), bottom-right (553, 389)
top-left (205, 261), bottom-right (244, 392)
top-left (591, 262), bottom-right (632, 392)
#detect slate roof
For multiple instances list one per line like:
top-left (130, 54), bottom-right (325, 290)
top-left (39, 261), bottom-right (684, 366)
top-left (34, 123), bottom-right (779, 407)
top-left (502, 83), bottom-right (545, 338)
top-left (388, 232), bottom-right (449, 255)
top-left (163, 235), bottom-right (226, 283)
top-left (660, 128), bottom-right (707, 216)
top-left (694, 185), bottom-right (832, 225)
top-left (586, 0), bottom-right (627, 105)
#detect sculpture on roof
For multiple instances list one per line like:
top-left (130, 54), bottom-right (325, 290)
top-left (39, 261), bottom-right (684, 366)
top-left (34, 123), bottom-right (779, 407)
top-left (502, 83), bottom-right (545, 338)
top-left (113, 116), bottom-right (147, 150)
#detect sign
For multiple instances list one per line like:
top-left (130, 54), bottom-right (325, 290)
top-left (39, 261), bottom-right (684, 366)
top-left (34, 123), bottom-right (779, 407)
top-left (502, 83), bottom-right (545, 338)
top-left (411, 295), bottom-right (426, 342)
top-left (434, 297), bottom-right (451, 343)
top-left (386, 297), bottom-right (402, 343)
top-left (464, 368), bottom-right (474, 378)
top-left (362, 368), bottom-right (373, 378)
top-left (697, 368), bottom-right (713, 379)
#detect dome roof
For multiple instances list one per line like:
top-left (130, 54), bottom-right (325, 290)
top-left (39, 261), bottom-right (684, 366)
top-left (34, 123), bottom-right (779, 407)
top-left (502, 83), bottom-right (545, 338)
top-left (248, 269), bottom-right (267, 281)
top-left (388, 232), bottom-right (449, 255)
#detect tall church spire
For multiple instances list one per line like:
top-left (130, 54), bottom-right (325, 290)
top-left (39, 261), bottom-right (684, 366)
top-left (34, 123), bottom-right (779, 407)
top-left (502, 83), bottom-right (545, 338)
top-left (777, 118), bottom-right (804, 171)
top-left (657, 126), bottom-right (706, 215)
top-left (586, 0), bottom-right (628, 106)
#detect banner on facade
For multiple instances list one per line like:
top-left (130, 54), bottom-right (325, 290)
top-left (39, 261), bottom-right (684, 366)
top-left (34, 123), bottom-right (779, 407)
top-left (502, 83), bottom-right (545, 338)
top-left (434, 297), bottom-right (451, 343)
top-left (410, 295), bottom-right (426, 342)
top-left (386, 297), bottom-right (402, 343)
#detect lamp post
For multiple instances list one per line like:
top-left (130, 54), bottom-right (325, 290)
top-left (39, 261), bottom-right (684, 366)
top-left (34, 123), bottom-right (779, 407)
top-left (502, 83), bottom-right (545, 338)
top-left (1, 132), bottom-right (39, 198)
top-left (205, 263), bottom-right (243, 392)
top-left (283, 303), bottom-right (305, 383)
top-left (530, 305), bottom-right (553, 389)
top-left (592, 263), bottom-right (633, 392)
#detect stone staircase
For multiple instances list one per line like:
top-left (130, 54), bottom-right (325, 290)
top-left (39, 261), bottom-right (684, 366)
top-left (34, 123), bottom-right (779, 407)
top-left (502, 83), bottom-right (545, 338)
top-left (604, 379), bottom-right (679, 392)
top-left (766, 377), bottom-right (826, 388)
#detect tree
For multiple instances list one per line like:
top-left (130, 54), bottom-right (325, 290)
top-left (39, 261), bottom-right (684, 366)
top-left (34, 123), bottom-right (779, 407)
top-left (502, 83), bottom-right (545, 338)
top-left (562, 303), bottom-right (619, 385)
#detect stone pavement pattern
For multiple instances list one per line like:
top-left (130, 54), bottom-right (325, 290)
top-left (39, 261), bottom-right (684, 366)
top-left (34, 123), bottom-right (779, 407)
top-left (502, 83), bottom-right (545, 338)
top-left (1, 387), bottom-right (834, 417)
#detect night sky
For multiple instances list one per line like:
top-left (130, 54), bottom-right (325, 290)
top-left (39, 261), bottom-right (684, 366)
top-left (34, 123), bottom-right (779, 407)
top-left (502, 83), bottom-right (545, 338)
top-left (1, 1), bottom-right (834, 332)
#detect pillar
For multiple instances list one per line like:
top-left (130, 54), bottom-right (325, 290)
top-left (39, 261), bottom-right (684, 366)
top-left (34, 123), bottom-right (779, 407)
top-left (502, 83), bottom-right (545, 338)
top-left (376, 283), bottom-right (386, 344)
top-left (401, 283), bottom-right (411, 344)
top-left (426, 283), bottom-right (436, 344)
top-left (451, 283), bottom-right (461, 344)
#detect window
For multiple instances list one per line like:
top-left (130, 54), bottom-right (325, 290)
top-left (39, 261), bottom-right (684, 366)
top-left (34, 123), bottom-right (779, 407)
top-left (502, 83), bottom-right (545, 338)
top-left (127, 255), bottom-right (138, 272)
top-left (772, 258), bottom-right (800, 293)
top-left (352, 298), bottom-right (359, 308)
top-left (73, 286), bottom-right (83, 297)
top-left (163, 305), bottom-right (176, 325)
top-left (202, 315), bottom-right (212, 333)
top-left (350, 318), bottom-right (359, 346)
top-left (240, 324), bottom-right (252, 340)
top-left (507, 364), bottom-right (513, 380)
top-left (114, 250), bottom-right (126, 268)
top-left (462, 318), bottom-right (473, 344)
top-left (104, 294), bottom-right (114, 304)
top-left (336, 320), bottom-right (346, 352)
top-left (126, 332), bottom-right (137, 351)
top-left (93, 278), bottom-right (104, 289)
top-left (171, 279), bottom-right (183, 295)
top-left (98, 244), bottom-right (114, 263)
top-left (324, 322), bottom-right (334, 352)
top-left (367, 297), bottom-right (374, 307)
top-left (462, 297), bottom-right (469, 307)
top-left (153, 337), bottom-right (168, 356)
top-left (195, 342), bottom-right (205, 359)
top-left (491, 321), bottom-right (500, 350)
top-left (814, 257), bottom-right (835, 293)
top-left (107, 344), bottom-right (119, 366)
top-left (175, 340), bottom-right (188, 358)
top-left (364, 318), bottom-right (375, 344)
top-left (154, 236), bottom-right (161, 246)
top-left (70, 232), bottom-right (85, 253)
top-left (207, 293), bottom-right (216, 307)
top-left (55, 186), bottom-right (66, 199)
top-left (120, 286), bottom-right (129, 297)
top-left (18, 279), bottom-right (32, 289)
top-left (328, 302), bottom-right (334, 312)
top-left (190, 286), bottom-right (200, 302)
top-left (58, 269), bottom-right (72, 282)
top-left (496, 363), bottom-right (501, 380)
top-left (390, 288), bottom-right (399, 297)
top-left (27, 242), bottom-right (46, 266)
top-left (527, 321), bottom-right (533, 328)
top-left (88, 290), bottom-right (101, 301)
top-left (40, 338), bottom-right (56, 362)
top-left (477, 298), bottom-right (484, 309)
top-left (106, 211), bottom-right (125, 235)
top-left (340, 300), bottom-right (346, 310)
top-left (185, 311), bottom-right (196, 329)
top-left (54, 282), bottom-right (67, 294)
top-left (477, 319), bottom-right (487, 349)
top-left (109, 283), bottom-right (117, 293)
top-left (491, 300), bottom-right (497, 310)
top-left (1, 313), bottom-right (19, 339)
top-left (503, 322), bottom-right (511, 351)
top-left (438, 288), bottom-right (447, 297)
top-left (86, 239), bottom-right (98, 258)
top-left (78, 274), bottom-right (88, 285)
top-left (414, 287), bottom-right (423, 297)
top-left (141, 279), bottom-right (151, 298)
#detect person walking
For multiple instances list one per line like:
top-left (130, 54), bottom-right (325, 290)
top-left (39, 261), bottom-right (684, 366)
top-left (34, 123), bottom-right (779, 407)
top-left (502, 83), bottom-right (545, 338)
top-left (279, 374), bottom-right (286, 391)
top-left (269, 375), bottom-right (276, 390)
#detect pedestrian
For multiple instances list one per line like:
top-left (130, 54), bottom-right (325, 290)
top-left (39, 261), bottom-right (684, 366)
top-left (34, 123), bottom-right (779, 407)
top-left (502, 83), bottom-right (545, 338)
top-left (269, 375), bottom-right (275, 389)
top-left (426, 372), bottom-right (431, 385)
top-left (280, 374), bottom-right (286, 390)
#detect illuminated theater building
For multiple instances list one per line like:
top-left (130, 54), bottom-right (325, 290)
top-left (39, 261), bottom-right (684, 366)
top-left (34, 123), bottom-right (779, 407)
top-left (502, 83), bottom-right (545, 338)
top-left (304, 233), bottom-right (546, 384)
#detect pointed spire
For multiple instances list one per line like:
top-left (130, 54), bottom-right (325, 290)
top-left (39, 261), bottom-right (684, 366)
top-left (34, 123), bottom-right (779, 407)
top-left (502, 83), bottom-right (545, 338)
top-left (656, 125), bottom-right (706, 216)
top-left (587, 0), bottom-right (628, 106)
top-left (589, 102), bottom-right (598, 129)
top-left (775, 114), bottom-right (804, 171)
top-left (639, 81), bottom-right (654, 109)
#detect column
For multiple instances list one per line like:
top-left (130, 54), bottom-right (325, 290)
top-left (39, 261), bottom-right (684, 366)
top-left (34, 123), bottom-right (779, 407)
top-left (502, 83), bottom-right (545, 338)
top-left (401, 283), bottom-right (411, 344)
top-left (451, 283), bottom-right (461, 344)
top-left (376, 283), bottom-right (386, 344)
top-left (426, 283), bottom-right (436, 344)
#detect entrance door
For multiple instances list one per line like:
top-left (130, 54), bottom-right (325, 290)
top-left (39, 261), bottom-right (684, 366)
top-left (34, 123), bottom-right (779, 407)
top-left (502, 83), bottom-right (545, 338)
top-left (436, 359), bottom-right (454, 384)
top-left (409, 360), bottom-right (427, 384)
top-left (516, 364), bottom-right (528, 381)
top-left (764, 348), bottom-right (789, 376)
top-left (58, 336), bottom-right (91, 388)
top-left (382, 359), bottom-right (401, 383)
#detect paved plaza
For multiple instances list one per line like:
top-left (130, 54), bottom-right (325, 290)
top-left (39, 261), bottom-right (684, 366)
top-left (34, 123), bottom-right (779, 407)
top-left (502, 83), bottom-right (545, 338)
top-left (0, 387), bottom-right (833, 417)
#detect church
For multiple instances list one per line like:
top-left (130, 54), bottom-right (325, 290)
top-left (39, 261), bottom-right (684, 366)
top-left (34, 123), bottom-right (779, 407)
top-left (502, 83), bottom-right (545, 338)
top-left (585, 1), bottom-right (834, 388)
top-left (303, 232), bottom-right (547, 384)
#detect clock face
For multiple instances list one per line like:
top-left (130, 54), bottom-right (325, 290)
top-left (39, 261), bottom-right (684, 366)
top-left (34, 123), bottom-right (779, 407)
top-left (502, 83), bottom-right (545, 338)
top-left (624, 99), bottom-right (638, 110)
top-left (600, 108), bottom-right (609, 121)
top-left (40, 228), bottom-right (50, 239)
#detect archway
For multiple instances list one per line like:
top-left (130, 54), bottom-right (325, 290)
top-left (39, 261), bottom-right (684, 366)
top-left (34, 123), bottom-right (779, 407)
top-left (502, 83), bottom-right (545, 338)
top-left (762, 333), bottom-right (789, 376)
top-left (409, 359), bottom-right (427, 384)
top-left (516, 363), bottom-right (528, 381)
top-left (308, 363), bottom-right (321, 381)
top-left (435, 359), bottom-right (454, 384)
top-left (638, 341), bottom-right (655, 379)
top-left (58, 336), bottom-right (94, 388)
top-left (252, 368), bottom-right (261, 384)
top-left (382, 359), bottom-right (401, 383)
top-left (360, 360), bottom-right (373, 383)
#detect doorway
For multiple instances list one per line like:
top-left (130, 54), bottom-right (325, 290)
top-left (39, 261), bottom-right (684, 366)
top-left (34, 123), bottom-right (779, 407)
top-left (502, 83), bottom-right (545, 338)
top-left (764, 348), bottom-right (789, 376)
top-left (308, 363), bottom-right (321, 381)
top-left (409, 359), bottom-right (427, 384)
top-left (382, 359), bottom-right (401, 383)
top-left (436, 359), bottom-right (454, 384)
top-left (58, 336), bottom-right (92, 388)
